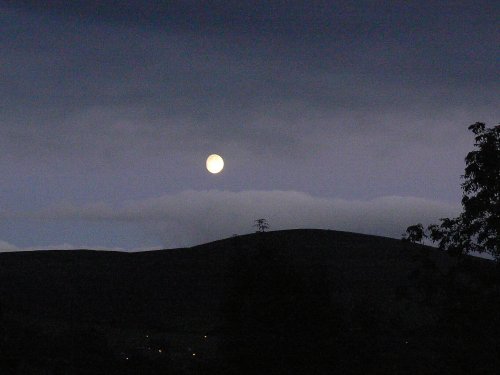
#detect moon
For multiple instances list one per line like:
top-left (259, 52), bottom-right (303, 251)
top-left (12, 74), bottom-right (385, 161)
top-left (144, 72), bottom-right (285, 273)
top-left (206, 154), bottom-right (224, 174)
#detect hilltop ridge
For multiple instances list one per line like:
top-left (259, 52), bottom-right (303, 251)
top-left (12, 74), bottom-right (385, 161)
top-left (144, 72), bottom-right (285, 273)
top-left (0, 229), bottom-right (499, 374)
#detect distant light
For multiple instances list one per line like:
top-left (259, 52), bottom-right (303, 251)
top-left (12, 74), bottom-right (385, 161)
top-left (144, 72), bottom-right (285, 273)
top-left (203, 335), bottom-right (208, 339)
top-left (125, 357), bottom-right (129, 360)
top-left (405, 341), bottom-right (408, 344)
top-left (192, 353), bottom-right (196, 357)
top-left (158, 349), bottom-right (162, 353)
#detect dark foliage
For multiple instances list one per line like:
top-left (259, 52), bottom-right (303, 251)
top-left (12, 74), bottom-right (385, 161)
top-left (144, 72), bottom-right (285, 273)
top-left (253, 218), bottom-right (270, 232)
top-left (460, 123), bottom-right (500, 256)
top-left (405, 123), bottom-right (500, 258)
top-left (402, 223), bottom-right (425, 243)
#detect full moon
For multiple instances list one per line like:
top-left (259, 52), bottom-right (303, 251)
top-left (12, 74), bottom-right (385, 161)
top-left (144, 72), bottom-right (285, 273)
top-left (206, 154), bottom-right (224, 174)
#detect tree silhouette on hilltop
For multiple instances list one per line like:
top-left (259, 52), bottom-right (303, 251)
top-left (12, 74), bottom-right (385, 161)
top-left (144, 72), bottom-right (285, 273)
top-left (253, 218), bottom-right (270, 233)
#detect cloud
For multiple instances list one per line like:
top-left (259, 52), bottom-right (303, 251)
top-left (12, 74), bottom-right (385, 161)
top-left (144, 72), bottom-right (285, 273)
top-left (0, 239), bottom-right (160, 253)
top-left (0, 4), bottom-right (495, 251)
top-left (20, 190), bottom-right (461, 248)
top-left (0, 240), bottom-right (19, 252)
top-left (1, 3), bottom-right (497, 166)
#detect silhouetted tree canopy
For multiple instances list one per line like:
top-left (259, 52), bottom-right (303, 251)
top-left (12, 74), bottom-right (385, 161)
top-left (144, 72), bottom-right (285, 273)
top-left (407, 123), bottom-right (500, 258)
top-left (460, 123), bottom-right (500, 255)
top-left (253, 218), bottom-right (270, 232)
top-left (402, 223), bottom-right (425, 243)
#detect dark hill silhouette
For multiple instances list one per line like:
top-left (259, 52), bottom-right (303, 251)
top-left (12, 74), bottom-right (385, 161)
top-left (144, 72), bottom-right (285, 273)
top-left (1, 229), bottom-right (499, 374)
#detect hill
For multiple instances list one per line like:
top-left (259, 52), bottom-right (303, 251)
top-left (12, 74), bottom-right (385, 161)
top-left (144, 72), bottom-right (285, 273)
top-left (1, 229), bottom-right (499, 374)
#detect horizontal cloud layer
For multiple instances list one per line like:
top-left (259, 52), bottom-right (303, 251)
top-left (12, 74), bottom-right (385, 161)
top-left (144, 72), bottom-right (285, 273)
top-left (6, 190), bottom-right (460, 249)
top-left (0, 240), bottom-right (133, 252)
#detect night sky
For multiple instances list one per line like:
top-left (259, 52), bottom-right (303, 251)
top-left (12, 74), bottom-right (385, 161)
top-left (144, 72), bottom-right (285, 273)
top-left (1, 1), bottom-right (498, 250)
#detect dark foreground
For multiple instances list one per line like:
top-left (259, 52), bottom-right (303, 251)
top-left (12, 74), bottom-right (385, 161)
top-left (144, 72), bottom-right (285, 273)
top-left (1, 229), bottom-right (500, 374)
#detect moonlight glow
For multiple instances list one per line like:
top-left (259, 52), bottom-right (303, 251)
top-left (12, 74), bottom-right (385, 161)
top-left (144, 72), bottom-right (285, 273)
top-left (206, 154), bottom-right (224, 174)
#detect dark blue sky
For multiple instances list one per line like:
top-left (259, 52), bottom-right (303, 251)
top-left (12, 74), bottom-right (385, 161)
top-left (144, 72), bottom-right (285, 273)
top-left (0, 1), bottom-right (498, 250)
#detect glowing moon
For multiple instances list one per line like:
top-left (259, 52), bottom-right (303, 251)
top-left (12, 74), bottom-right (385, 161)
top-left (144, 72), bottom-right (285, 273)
top-left (206, 154), bottom-right (224, 174)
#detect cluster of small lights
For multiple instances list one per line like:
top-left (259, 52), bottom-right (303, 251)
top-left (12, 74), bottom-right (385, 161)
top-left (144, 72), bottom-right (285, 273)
top-left (121, 332), bottom-right (210, 363)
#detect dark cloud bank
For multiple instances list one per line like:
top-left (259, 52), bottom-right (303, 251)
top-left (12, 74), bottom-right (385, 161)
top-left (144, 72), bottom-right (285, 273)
top-left (1, 191), bottom-right (459, 250)
top-left (0, 1), bottom-right (497, 250)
